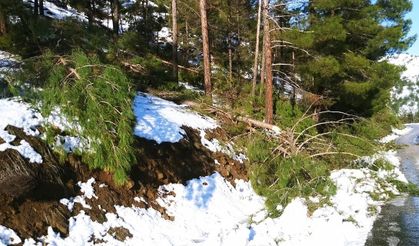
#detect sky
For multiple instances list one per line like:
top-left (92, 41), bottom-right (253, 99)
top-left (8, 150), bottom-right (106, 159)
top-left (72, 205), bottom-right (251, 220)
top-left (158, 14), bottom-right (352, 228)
top-left (407, 1), bottom-right (419, 55)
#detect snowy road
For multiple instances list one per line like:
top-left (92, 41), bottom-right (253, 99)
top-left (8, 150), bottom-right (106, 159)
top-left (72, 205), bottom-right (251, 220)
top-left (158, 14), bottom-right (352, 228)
top-left (366, 124), bottom-right (419, 246)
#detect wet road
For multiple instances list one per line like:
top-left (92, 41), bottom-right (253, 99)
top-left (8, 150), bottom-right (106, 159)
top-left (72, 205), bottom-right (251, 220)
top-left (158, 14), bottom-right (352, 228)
top-left (366, 124), bottom-right (419, 246)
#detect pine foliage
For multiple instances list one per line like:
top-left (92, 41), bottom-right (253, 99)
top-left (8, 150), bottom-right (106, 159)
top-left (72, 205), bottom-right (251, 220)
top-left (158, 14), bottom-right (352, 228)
top-left (40, 50), bottom-right (136, 185)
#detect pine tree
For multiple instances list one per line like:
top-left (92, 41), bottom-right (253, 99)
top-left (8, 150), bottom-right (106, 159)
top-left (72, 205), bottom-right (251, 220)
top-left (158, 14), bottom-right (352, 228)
top-left (171, 0), bottom-right (179, 82)
top-left (263, 0), bottom-right (273, 124)
top-left (111, 0), bottom-right (120, 34)
top-left (199, 0), bottom-right (212, 98)
top-left (299, 0), bottom-right (414, 116)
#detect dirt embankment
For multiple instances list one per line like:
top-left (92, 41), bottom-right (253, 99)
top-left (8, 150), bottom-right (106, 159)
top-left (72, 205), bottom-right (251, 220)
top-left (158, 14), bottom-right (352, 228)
top-left (0, 125), bottom-right (247, 240)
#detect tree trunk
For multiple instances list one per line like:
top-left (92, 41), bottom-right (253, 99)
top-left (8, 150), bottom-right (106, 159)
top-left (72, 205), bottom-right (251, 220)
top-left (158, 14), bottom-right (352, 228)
top-left (172, 0), bottom-right (178, 82)
top-left (251, 0), bottom-right (262, 98)
top-left (227, 0), bottom-right (233, 82)
top-left (199, 0), bottom-right (212, 99)
top-left (111, 0), bottom-right (120, 34)
top-left (263, 0), bottom-right (273, 124)
top-left (34, 0), bottom-right (39, 16)
top-left (39, 0), bottom-right (44, 16)
top-left (291, 51), bottom-right (296, 114)
top-left (87, 0), bottom-right (93, 27)
top-left (185, 20), bottom-right (189, 45)
top-left (259, 40), bottom-right (265, 97)
top-left (228, 47), bottom-right (233, 81)
top-left (0, 11), bottom-right (6, 35)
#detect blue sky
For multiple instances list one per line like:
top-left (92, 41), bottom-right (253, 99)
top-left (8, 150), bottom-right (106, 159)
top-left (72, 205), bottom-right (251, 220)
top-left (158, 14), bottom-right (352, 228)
top-left (407, 1), bottom-right (419, 55)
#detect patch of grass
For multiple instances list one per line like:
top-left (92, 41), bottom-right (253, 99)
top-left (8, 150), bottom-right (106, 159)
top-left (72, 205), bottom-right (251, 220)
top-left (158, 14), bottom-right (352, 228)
top-left (390, 180), bottom-right (419, 196)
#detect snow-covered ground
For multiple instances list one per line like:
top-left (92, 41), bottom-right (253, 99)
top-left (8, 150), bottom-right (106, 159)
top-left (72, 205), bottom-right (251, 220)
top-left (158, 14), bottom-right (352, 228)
top-left (1, 149), bottom-right (406, 246)
top-left (0, 49), bottom-right (412, 245)
top-left (133, 92), bottom-right (217, 144)
top-left (388, 54), bottom-right (419, 115)
top-left (133, 93), bottom-right (246, 162)
top-left (0, 92), bottom-right (411, 245)
top-left (379, 126), bottom-right (413, 143)
top-left (0, 99), bottom-right (44, 163)
top-left (22, 0), bottom-right (86, 21)
top-left (0, 97), bottom-right (87, 163)
top-left (21, 0), bottom-right (170, 40)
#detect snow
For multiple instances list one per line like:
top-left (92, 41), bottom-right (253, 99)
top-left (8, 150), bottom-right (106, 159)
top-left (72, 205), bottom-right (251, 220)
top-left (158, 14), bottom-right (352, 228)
top-left (133, 92), bottom-right (248, 161)
top-left (0, 226), bottom-right (21, 246)
top-left (60, 178), bottom-right (97, 211)
top-left (388, 54), bottom-right (419, 115)
top-left (20, 149), bottom-right (404, 246)
top-left (21, 0), bottom-right (166, 35)
top-left (179, 81), bottom-right (204, 94)
top-left (22, 0), bottom-right (87, 21)
top-left (388, 54), bottom-right (419, 83)
top-left (0, 51), bottom-right (411, 244)
top-left (200, 131), bottom-right (247, 163)
top-left (0, 92), bottom-right (409, 245)
top-left (379, 126), bottom-right (412, 143)
top-left (156, 27), bottom-right (172, 43)
top-left (0, 96), bottom-right (88, 163)
top-left (133, 92), bottom-right (218, 143)
top-left (0, 50), bottom-right (20, 78)
top-left (0, 99), bottom-right (43, 163)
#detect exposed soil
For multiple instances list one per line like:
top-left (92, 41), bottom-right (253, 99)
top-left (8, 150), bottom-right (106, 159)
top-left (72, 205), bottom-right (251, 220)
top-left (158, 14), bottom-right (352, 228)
top-left (132, 126), bottom-right (247, 189)
top-left (0, 124), bottom-right (248, 241)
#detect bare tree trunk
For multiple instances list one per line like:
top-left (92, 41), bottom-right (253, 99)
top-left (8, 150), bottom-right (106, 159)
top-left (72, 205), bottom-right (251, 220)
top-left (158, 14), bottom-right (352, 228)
top-left (39, 0), bottom-right (44, 16)
top-left (0, 11), bottom-right (6, 35)
top-left (87, 0), bottom-right (94, 27)
top-left (111, 0), bottom-right (120, 34)
top-left (259, 40), bottom-right (265, 97)
top-left (263, 0), bottom-right (273, 124)
top-left (199, 0), bottom-right (212, 99)
top-left (34, 0), bottom-right (39, 16)
top-left (291, 51), bottom-right (296, 114)
top-left (185, 20), bottom-right (189, 45)
top-left (251, 0), bottom-right (262, 98)
top-left (228, 47), bottom-right (233, 81)
top-left (172, 0), bottom-right (178, 82)
top-left (227, 0), bottom-right (233, 82)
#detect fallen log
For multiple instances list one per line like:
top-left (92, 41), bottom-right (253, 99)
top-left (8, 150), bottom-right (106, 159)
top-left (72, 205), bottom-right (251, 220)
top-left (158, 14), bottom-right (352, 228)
top-left (182, 100), bottom-right (281, 133)
top-left (122, 59), bottom-right (199, 74)
top-left (156, 58), bottom-right (199, 74)
top-left (236, 116), bottom-right (281, 133)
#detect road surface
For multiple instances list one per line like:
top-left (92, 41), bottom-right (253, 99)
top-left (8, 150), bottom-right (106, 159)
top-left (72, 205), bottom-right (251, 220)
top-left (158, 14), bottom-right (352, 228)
top-left (366, 124), bottom-right (419, 246)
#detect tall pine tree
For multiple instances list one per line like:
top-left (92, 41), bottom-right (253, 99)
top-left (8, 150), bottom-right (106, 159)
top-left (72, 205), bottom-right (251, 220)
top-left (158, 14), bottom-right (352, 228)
top-left (298, 0), bottom-right (415, 116)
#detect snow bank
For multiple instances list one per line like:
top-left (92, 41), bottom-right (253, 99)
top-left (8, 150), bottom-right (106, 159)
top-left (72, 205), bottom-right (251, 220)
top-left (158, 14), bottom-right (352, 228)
top-left (0, 226), bottom-right (21, 246)
top-left (22, 150), bottom-right (405, 246)
top-left (379, 126), bottom-right (412, 143)
top-left (133, 92), bottom-right (248, 161)
top-left (133, 93), bottom-right (218, 143)
top-left (0, 98), bottom-right (87, 163)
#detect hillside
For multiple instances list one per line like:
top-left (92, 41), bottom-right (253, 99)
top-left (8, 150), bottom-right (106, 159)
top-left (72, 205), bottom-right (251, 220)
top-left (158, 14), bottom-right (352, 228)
top-left (0, 0), bottom-right (418, 245)
top-left (0, 49), bottom-right (413, 245)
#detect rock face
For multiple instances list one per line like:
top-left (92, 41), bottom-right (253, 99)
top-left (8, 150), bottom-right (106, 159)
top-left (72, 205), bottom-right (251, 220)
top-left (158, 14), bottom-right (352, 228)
top-left (0, 125), bottom-right (72, 200)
